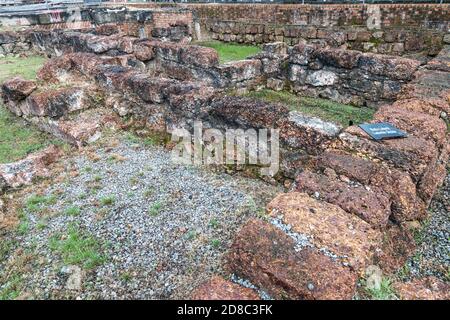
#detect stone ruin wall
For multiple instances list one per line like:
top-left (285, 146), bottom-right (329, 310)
top-left (0, 6), bottom-right (193, 56)
top-left (10, 27), bottom-right (424, 109)
top-left (1, 28), bottom-right (448, 195)
top-left (1, 4), bottom-right (450, 300)
top-left (177, 3), bottom-right (450, 57)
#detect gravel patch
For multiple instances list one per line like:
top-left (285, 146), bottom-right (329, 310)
top-left (1, 138), bottom-right (281, 299)
top-left (400, 170), bottom-right (450, 282)
top-left (230, 274), bottom-right (272, 300)
top-left (269, 215), bottom-right (343, 263)
top-left (269, 215), bottom-right (312, 252)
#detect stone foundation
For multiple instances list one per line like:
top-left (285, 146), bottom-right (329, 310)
top-left (0, 6), bottom-right (193, 57)
top-left (182, 3), bottom-right (450, 57)
top-left (1, 6), bottom-right (449, 300)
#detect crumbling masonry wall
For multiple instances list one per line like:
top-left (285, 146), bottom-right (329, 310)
top-left (180, 3), bottom-right (450, 56)
top-left (0, 6), bottom-right (193, 56)
top-left (1, 5), bottom-right (449, 300)
top-left (9, 29), bottom-right (422, 108)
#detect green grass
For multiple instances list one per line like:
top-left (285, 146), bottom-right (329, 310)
top-left (120, 272), bottom-right (132, 283)
top-left (210, 238), bottom-right (221, 249)
top-left (240, 89), bottom-right (375, 127)
top-left (0, 55), bottom-right (51, 164)
top-left (209, 218), bottom-right (220, 229)
top-left (0, 239), bottom-right (16, 262)
top-left (36, 218), bottom-right (48, 230)
top-left (64, 206), bottom-right (81, 217)
top-left (17, 221), bottom-right (30, 235)
top-left (184, 230), bottom-right (197, 241)
top-left (365, 278), bottom-right (398, 300)
top-left (0, 274), bottom-right (22, 300)
top-left (99, 196), bottom-right (115, 206)
top-left (124, 132), bottom-right (141, 144)
top-left (144, 187), bottom-right (155, 198)
top-left (0, 55), bottom-right (46, 83)
top-left (0, 106), bottom-right (51, 164)
top-left (195, 41), bottom-right (261, 64)
top-left (24, 194), bottom-right (57, 213)
top-left (148, 201), bottom-right (163, 217)
top-left (49, 224), bottom-right (106, 269)
top-left (83, 166), bottom-right (93, 173)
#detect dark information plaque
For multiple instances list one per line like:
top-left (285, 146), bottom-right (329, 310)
top-left (359, 122), bottom-right (407, 140)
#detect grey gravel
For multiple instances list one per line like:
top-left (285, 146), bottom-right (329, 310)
top-left (269, 215), bottom-right (312, 252)
top-left (269, 215), bottom-right (343, 262)
top-left (230, 274), bottom-right (272, 300)
top-left (1, 136), bottom-right (281, 299)
top-left (400, 170), bottom-right (450, 282)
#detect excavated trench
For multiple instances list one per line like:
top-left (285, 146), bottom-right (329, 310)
top-left (1, 25), bottom-right (449, 299)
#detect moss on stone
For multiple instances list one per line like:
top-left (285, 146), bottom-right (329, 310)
top-left (238, 89), bottom-right (375, 127)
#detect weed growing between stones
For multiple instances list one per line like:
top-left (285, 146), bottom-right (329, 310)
top-left (49, 223), bottom-right (106, 270)
top-left (64, 206), bottom-right (81, 217)
top-left (0, 274), bottom-right (22, 300)
top-left (16, 210), bottom-right (30, 235)
top-left (209, 218), bottom-right (220, 229)
top-left (99, 196), bottom-right (115, 206)
top-left (0, 55), bottom-right (55, 163)
top-left (364, 277), bottom-right (398, 300)
top-left (0, 239), bottom-right (16, 262)
top-left (36, 218), bottom-right (48, 230)
top-left (210, 239), bottom-right (221, 249)
top-left (0, 244), bottom-right (38, 300)
top-left (148, 201), bottom-right (164, 217)
top-left (25, 194), bottom-right (57, 213)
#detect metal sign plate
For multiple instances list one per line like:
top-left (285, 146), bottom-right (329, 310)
top-left (359, 122), bottom-right (407, 141)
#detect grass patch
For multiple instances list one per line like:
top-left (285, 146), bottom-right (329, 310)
top-left (209, 218), bottom-right (220, 229)
top-left (0, 274), bottom-right (22, 300)
top-left (210, 238), bottom-right (221, 249)
top-left (99, 196), bottom-right (115, 206)
top-left (124, 131), bottom-right (169, 147)
top-left (0, 239), bottom-right (16, 262)
top-left (240, 89), bottom-right (375, 127)
top-left (0, 55), bottom-right (52, 164)
top-left (148, 201), bottom-right (163, 217)
top-left (0, 106), bottom-right (52, 164)
top-left (16, 216), bottom-right (30, 236)
top-left (184, 229), bottom-right (197, 241)
top-left (120, 272), bottom-right (132, 283)
top-left (144, 187), bottom-right (155, 198)
top-left (49, 223), bottom-right (106, 269)
top-left (365, 278), bottom-right (398, 300)
top-left (64, 206), bottom-right (81, 217)
top-left (0, 55), bottom-right (46, 83)
top-left (195, 40), bottom-right (261, 64)
top-left (124, 132), bottom-right (141, 144)
top-left (0, 246), bottom-right (36, 300)
top-left (24, 194), bottom-right (57, 213)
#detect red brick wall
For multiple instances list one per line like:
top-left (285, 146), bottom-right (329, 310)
top-left (119, 3), bottom-right (449, 55)
top-left (176, 3), bottom-right (448, 56)
top-left (183, 3), bottom-right (449, 30)
top-left (152, 11), bottom-right (193, 29)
